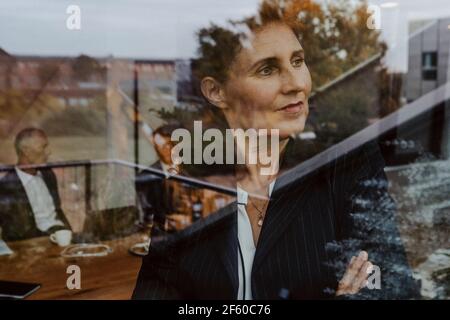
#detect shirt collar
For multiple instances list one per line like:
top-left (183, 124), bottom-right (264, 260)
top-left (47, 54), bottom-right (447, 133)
top-left (15, 167), bottom-right (40, 186)
top-left (161, 162), bottom-right (179, 177)
top-left (236, 180), bottom-right (276, 205)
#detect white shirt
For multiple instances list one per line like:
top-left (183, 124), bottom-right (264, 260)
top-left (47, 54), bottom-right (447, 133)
top-left (15, 167), bottom-right (64, 232)
top-left (236, 180), bottom-right (276, 300)
top-left (161, 162), bottom-right (179, 178)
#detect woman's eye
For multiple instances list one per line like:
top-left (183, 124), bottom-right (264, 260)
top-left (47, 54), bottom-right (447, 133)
top-left (258, 66), bottom-right (274, 76)
top-left (292, 58), bottom-right (304, 67)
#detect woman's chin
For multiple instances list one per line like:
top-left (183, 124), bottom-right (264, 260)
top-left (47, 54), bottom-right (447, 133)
top-left (276, 119), bottom-right (307, 139)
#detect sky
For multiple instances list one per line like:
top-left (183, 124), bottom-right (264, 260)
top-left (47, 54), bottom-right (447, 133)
top-left (1, 0), bottom-right (450, 71)
top-left (0, 0), bottom-right (260, 59)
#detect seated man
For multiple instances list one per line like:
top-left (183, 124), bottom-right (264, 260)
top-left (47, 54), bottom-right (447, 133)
top-left (151, 124), bottom-right (182, 177)
top-left (0, 128), bottom-right (70, 241)
top-left (136, 124), bottom-right (194, 234)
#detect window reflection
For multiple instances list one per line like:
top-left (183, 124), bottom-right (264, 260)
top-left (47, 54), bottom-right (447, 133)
top-left (0, 0), bottom-right (449, 300)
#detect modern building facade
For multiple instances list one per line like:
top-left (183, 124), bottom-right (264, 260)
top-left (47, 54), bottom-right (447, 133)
top-left (405, 18), bottom-right (450, 102)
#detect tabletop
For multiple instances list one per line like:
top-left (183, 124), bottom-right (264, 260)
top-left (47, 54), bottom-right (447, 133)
top-left (0, 233), bottom-right (148, 299)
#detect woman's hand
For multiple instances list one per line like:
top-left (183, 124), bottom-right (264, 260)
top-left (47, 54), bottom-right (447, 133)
top-left (336, 251), bottom-right (372, 296)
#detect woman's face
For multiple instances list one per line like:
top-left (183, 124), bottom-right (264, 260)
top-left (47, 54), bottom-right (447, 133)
top-left (221, 22), bottom-right (312, 139)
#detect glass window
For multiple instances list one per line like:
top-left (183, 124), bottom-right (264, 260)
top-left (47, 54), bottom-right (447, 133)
top-left (0, 0), bottom-right (449, 301)
top-left (422, 52), bottom-right (438, 80)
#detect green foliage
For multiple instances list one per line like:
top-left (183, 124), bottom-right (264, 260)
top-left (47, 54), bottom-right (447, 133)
top-left (37, 62), bottom-right (60, 86)
top-left (72, 55), bottom-right (105, 82)
top-left (315, 84), bottom-right (373, 145)
top-left (193, 0), bottom-right (383, 89)
top-left (287, 0), bottom-right (383, 88)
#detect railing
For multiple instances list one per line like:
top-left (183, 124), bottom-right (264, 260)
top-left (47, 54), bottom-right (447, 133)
top-left (0, 159), bottom-right (237, 229)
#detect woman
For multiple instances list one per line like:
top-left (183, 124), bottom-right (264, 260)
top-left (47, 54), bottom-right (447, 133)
top-left (133, 1), bottom-right (417, 299)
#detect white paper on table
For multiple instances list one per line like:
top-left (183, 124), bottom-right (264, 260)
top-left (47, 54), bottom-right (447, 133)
top-left (0, 238), bottom-right (13, 256)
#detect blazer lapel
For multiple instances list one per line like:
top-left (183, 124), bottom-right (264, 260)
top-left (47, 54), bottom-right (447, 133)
top-left (40, 169), bottom-right (59, 207)
top-left (252, 175), bottom-right (312, 273)
top-left (5, 170), bottom-right (39, 237)
top-left (10, 170), bottom-right (35, 217)
top-left (216, 203), bottom-right (239, 297)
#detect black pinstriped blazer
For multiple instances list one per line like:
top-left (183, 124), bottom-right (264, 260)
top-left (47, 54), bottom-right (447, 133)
top-left (132, 141), bottom-right (419, 300)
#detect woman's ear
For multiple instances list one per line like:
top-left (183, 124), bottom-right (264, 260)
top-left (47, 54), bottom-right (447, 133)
top-left (200, 77), bottom-right (227, 109)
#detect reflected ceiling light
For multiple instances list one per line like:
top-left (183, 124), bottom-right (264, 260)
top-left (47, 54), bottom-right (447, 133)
top-left (380, 2), bottom-right (399, 8)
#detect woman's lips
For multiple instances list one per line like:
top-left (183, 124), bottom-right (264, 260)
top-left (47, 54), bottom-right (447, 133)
top-left (277, 101), bottom-right (303, 114)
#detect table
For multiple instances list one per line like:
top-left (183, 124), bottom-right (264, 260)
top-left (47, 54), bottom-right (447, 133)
top-left (0, 233), bottom-right (147, 299)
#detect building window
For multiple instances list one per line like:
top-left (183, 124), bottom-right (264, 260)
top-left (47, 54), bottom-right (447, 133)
top-left (156, 86), bottom-right (172, 95)
top-left (422, 52), bottom-right (438, 80)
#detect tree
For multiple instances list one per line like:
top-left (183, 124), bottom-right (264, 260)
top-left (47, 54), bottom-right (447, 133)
top-left (191, 0), bottom-right (383, 90)
top-left (378, 67), bottom-right (403, 117)
top-left (72, 55), bottom-right (105, 82)
top-left (314, 82), bottom-right (374, 145)
top-left (282, 0), bottom-right (383, 88)
top-left (37, 62), bottom-right (60, 86)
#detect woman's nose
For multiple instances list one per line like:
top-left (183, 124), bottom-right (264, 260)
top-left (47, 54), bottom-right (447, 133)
top-left (280, 67), bottom-right (306, 95)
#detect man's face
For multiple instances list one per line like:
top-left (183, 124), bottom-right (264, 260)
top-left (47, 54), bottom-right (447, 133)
top-left (19, 134), bottom-right (50, 165)
top-left (153, 133), bottom-right (174, 165)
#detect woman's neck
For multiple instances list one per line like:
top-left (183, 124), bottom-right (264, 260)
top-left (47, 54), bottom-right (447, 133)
top-left (237, 137), bottom-right (289, 197)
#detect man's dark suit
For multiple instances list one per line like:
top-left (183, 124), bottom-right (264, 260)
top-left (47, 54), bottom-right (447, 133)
top-left (0, 168), bottom-right (70, 241)
top-left (135, 162), bottom-right (176, 230)
top-left (132, 141), bottom-right (420, 299)
top-left (135, 161), bottom-right (196, 234)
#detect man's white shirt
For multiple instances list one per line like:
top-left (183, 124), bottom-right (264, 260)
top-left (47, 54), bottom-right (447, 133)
top-left (15, 167), bottom-right (64, 232)
top-left (161, 162), bottom-right (179, 178)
